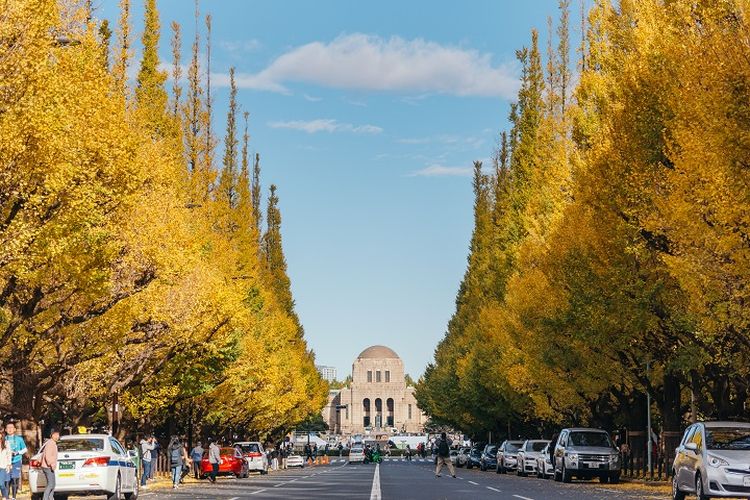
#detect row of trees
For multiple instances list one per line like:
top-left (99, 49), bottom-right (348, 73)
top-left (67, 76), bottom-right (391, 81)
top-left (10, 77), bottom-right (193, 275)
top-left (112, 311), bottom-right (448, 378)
top-left (0, 0), bottom-right (327, 445)
top-left (417, 0), bottom-right (750, 439)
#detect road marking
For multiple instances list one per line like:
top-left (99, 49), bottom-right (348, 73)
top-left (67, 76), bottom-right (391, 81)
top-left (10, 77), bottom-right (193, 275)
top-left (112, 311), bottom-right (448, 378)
top-left (468, 480), bottom-right (479, 485)
top-left (487, 486), bottom-right (501, 492)
top-left (370, 462), bottom-right (381, 500)
top-left (249, 489), bottom-right (267, 495)
top-left (513, 495), bottom-right (534, 500)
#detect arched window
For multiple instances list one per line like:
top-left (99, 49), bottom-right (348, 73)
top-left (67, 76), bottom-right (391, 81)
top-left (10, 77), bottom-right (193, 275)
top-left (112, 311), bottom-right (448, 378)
top-left (375, 398), bottom-right (383, 428)
top-left (386, 398), bottom-right (394, 427)
top-left (363, 398), bottom-right (371, 427)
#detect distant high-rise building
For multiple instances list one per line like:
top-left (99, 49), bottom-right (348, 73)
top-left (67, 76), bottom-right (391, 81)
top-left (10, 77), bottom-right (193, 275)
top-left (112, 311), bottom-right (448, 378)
top-left (316, 365), bottom-right (337, 382)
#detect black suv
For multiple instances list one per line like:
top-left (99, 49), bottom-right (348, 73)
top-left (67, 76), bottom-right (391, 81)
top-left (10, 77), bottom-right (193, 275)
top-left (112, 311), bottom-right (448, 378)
top-left (465, 447), bottom-right (482, 469)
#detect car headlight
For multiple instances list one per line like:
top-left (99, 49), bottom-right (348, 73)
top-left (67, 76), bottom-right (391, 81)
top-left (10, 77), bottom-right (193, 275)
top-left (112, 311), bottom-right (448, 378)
top-left (609, 453), bottom-right (620, 463)
top-left (566, 453), bottom-right (578, 461)
top-left (707, 454), bottom-right (729, 468)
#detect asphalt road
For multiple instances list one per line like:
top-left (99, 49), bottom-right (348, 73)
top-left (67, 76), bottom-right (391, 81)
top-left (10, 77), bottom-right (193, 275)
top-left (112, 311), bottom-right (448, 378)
top-left (128, 458), bottom-right (669, 499)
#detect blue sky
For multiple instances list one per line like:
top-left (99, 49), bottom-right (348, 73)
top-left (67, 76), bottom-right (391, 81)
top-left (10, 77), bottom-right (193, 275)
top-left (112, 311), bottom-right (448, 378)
top-left (98, 0), bottom-right (577, 380)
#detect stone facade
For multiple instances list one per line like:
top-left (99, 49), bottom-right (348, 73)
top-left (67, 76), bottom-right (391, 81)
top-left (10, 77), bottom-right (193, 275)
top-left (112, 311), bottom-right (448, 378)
top-left (323, 345), bottom-right (425, 435)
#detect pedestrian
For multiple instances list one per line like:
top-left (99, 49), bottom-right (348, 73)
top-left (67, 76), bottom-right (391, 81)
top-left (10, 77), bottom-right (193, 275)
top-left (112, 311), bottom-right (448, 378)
top-left (208, 439), bottom-right (220, 483)
top-left (167, 436), bottom-right (184, 489)
top-left (150, 438), bottom-right (160, 479)
top-left (304, 443), bottom-right (312, 464)
top-left (434, 432), bottom-right (455, 478)
top-left (190, 441), bottom-right (204, 479)
top-left (180, 441), bottom-right (190, 483)
top-left (271, 447), bottom-right (279, 471)
top-left (139, 435), bottom-right (155, 489)
top-left (280, 445), bottom-right (288, 470)
top-left (405, 444), bottom-right (412, 461)
top-left (5, 422), bottom-right (27, 500)
top-left (40, 428), bottom-right (60, 500)
top-left (0, 433), bottom-right (10, 500)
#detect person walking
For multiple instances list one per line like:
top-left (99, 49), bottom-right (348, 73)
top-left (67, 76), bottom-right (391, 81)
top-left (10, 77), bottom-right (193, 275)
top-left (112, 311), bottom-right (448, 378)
top-left (208, 439), bottom-right (220, 483)
top-left (304, 443), bottom-right (312, 465)
top-left (270, 447), bottom-right (278, 471)
top-left (405, 444), bottom-right (413, 461)
top-left (280, 445), bottom-right (288, 470)
top-left (190, 441), bottom-right (204, 479)
top-left (149, 438), bottom-right (160, 479)
top-left (5, 423), bottom-right (27, 500)
top-left (167, 436), bottom-right (184, 489)
top-left (0, 433), bottom-right (11, 500)
top-left (40, 429), bottom-right (59, 500)
top-left (434, 432), bottom-right (455, 478)
top-left (139, 435), bottom-right (155, 489)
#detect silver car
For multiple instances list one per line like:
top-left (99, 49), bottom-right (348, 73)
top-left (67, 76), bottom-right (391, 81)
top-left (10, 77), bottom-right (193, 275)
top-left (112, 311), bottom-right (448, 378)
top-left (552, 428), bottom-right (620, 483)
top-left (536, 442), bottom-right (555, 478)
top-left (516, 439), bottom-right (549, 476)
top-left (673, 421), bottom-right (750, 499)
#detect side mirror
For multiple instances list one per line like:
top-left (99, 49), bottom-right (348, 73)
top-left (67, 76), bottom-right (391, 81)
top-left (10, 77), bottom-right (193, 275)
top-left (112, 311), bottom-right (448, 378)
top-left (684, 442), bottom-right (698, 453)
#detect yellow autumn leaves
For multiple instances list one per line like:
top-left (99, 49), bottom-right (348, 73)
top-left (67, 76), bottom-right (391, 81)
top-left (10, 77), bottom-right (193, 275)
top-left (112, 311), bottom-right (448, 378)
top-left (419, 0), bottom-right (750, 435)
top-left (0, 0), bottom-right (326, 437)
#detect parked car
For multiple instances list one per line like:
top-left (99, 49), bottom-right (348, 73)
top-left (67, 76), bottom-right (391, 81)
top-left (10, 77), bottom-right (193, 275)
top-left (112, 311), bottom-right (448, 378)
top-left (672, 421), bottom-right (750, 500)
top-left (497, 440), bottom-right (524, 474)
top-left (29, 434), bottom-right (138, 500)
top-left (449, 449), bottom-right (460, 465)
top-left (552, 428), bottom-right (620, 483)
top-left (480, 444), bottom-right (498, 471)
top-left (516, 440), bottom-right (550, 477)
top-left (466, 447), bottom-right (482, 469)
top-left (286, 453), bottom-right (305, 468)
top-left (201, 447), bottom-right (249, 479)
top-left (536, 442), bottom-right (555, 479)
top-left (349, 446), bottom-right (365, 464)
top-left (234, 441), bottom-right (268, 474)
top-left (455, 448), bottom-right (469, 467)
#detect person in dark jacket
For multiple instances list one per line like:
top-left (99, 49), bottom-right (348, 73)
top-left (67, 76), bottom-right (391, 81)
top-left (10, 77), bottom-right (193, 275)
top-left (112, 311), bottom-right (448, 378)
top-left (167, 436), bottom-right (184, 489)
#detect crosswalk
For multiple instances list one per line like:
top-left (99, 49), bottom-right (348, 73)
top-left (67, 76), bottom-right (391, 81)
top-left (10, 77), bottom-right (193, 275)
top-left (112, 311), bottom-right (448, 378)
top-left (328, 458), bottom-right (434, 464)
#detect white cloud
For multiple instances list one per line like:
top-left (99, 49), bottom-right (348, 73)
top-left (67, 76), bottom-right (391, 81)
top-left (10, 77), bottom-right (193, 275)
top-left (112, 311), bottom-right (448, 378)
top-left (219, 39), bottom-right (262, 53)
top-left (268, 119), bottom-right (383, 134)
top-left (218, 33), bottom-right (518, 98)
top-left (303, 94), bottom-right (323, 102)
top-left (409, 164), bottom-right (474, 177)
top-left (397, 134), bottom-right (485, 149)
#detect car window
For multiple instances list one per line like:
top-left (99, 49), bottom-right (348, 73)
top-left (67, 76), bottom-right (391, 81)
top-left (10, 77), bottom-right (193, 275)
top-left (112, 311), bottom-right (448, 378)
top-left (705, 427), bottom-right (750, 450)
top-left (690, 427), bottom-right (704, 453)
top-left (568, 432), bottom-right (612, 448)
top-left (237, 443), bottom-right (260, 454)
top-left (59, 438), bottom-right (105, 452)
top-left (531, 442), bottom-right (548, 452)
top-left (109, 438), bottom-right (126, 456)
top-left (682, 425), bottom-right (696, 446)
top-left (486, 445), bottom-right (497, 454)
top-left (558, 431), bottom-right (568, 447)
top-left (220, 448), bottom-right (236, 456)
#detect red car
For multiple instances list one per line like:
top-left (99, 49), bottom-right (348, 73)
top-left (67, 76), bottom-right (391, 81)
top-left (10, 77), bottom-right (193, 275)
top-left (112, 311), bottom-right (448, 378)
top-left (201, 447), bottom-right (249, 479)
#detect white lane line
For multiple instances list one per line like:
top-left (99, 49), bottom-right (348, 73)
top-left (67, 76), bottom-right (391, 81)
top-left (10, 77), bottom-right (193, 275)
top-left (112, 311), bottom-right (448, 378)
top-left (249, 489), bottom-right (267, 496)
top-left (369, 462), bottom-right (381, 500)
top-left (228, 497), bottom-right (240, 500)
top-left (487, 486), bottom-right (501, 492)
top-left (513, 495), bottom-right (534, 500)
top-left (468, 480), bottom-right (479, 485)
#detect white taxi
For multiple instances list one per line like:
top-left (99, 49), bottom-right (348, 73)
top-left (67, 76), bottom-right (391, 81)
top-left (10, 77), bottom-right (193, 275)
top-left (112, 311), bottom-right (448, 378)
top-left (30, 434), bottom-right (138, 500)
top-left (234, 441), bottom-right (268, 474)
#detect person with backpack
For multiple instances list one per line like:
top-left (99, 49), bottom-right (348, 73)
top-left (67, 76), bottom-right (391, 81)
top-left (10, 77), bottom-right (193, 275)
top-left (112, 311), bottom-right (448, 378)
top-left (139, 435), bottom-right (155, 489)
top-left (434, 432), bottom-right (455, 478)
top-left (190, 441), bottom-right (204, 479)
top-left (167, 436), bottom-right (184, 489)
top-left (5, 422), bottom-right (27, 500)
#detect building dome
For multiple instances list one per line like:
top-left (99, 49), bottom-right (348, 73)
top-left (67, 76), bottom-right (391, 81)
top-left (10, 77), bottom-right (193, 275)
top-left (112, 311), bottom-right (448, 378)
top-left (357, 345), bottom-right (400, 359)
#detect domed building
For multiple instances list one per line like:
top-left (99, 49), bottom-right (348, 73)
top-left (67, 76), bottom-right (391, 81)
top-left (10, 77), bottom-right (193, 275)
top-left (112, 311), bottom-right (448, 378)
top-left (323, 345), bottom-right (425, 435)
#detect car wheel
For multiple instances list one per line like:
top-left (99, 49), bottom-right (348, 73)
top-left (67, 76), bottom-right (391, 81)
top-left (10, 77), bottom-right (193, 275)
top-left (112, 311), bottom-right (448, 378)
top-left (124, 478), bottom-right (139, 500)
top-left (610, 472), bottom-right (620, 484)
top-left (696, 474), bottom-right (710, 500)
top-left (467, 462), bottom-right (472, 469)
top-left (561, 463), bottom-right (572, 483)
top-left (672, 474), bottom-right (686, 500)
top-left (32, 494), bottom-right (43, 500)
top-left (599, 474), bottom-right (609, 483)
top-left (480, 462), bottom-right (486, 472)
top-left (107, 475), bottom-right (122, 500)
top-left (500, 462), bottom-right (506, 474)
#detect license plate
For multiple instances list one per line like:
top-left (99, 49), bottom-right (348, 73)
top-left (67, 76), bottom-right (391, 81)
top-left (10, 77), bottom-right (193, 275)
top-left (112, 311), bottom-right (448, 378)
top-left (743, 476), bottom-right (750, 487)
top-left (58, 472), bottom-right (75, 478)
top-left (586, 462), bottom-right (603, 468)
top-left (58, 461), bottom-right (75, 470)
